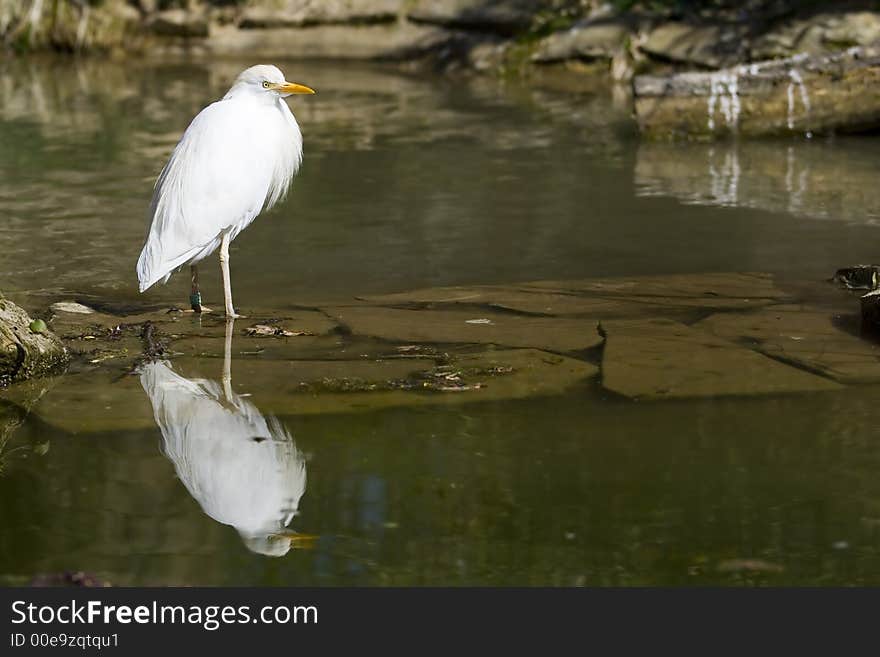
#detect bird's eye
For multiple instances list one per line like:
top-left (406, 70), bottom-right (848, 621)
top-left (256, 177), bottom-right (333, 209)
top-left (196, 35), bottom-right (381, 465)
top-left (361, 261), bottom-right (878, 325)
top-left (262, 81), bottom-right (271, 89)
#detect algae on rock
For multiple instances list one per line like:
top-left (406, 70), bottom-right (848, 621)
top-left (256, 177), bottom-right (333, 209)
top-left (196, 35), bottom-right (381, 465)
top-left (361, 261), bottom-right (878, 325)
top-left (0, 297), bottom-right (68, 385)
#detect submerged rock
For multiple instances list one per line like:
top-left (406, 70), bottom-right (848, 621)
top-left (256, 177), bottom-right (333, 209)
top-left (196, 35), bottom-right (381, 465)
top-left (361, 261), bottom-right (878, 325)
top-left (357, 272), bottom-right (789, 318)
top-left (600, 318), bottom-right (841, 400)
top-left (697, 305), bottom-right (880, 385)
top-left (32, 346), bottom-right (597, 431)
top-left (0, 298), bottom-right (68, 385)
top-left (22, 272), bottom-right (858, 423)
top-left (324, 305), bottom-right (603, 353)
top-left (520, 272), bottom-right (789, 309)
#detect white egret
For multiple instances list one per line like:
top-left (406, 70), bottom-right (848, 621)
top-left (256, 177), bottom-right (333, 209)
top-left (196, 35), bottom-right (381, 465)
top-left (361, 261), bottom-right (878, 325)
top-left (136, 64), bottom-right (315, 317)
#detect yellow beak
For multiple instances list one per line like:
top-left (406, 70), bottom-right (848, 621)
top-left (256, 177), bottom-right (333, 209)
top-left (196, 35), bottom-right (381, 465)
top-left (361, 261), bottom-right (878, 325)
top-left (277, 81), bottom-right (316, 95)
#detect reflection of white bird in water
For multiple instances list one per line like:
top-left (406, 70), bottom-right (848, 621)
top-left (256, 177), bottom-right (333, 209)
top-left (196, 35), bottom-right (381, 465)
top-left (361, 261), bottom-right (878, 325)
top-left (139, 322), bottom-right (313, 556)
top-left (136, 65), bottom-right (315, 317)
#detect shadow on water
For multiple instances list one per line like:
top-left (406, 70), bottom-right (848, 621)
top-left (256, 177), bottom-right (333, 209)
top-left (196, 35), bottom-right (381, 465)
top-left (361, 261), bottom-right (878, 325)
top-left (139, 320), bottom-right (313, 557)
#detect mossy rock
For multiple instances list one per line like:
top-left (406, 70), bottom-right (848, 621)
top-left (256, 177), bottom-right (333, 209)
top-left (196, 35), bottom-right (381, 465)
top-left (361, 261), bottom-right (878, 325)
top-left (0, 298), bottom-right (69, 385)
top-left (634, 48), bottom-right (880, 140)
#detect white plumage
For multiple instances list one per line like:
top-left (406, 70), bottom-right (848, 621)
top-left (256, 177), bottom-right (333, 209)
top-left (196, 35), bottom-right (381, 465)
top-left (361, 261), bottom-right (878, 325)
top-left (136, 64), bottom-right (314, 316)
top-left (140, 360), bottom-right (308, 557)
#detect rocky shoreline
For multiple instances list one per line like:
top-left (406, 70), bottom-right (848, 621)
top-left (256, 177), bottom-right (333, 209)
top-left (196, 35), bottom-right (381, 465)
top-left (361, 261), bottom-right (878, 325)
top-left (4, 1), bottom-right (880, 78)
top-left (6, 1), bottom-right (880, 138)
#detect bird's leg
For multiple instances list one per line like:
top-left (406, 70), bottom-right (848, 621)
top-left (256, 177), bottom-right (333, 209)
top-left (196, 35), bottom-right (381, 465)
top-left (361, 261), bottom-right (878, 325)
top-left (190, 265), bottom-right (202, 313)
top-left (219, 231), bottom-right (238, 318)
top-left (222, 315), bottom-right (234, 402)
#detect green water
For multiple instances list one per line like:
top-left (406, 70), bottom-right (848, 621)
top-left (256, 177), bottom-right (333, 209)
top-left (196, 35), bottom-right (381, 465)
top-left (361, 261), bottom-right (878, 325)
top-left (2, 57), bottom-right (880, 585)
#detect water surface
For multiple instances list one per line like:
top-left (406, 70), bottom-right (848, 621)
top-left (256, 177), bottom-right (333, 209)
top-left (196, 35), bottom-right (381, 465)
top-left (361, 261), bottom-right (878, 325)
top-left (2, 57), bottom-right (880, 585)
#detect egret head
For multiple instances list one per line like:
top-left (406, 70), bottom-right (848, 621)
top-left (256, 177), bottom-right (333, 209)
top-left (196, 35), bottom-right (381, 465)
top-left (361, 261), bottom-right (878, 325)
top-left (230, 64), bottom-right (315, 99)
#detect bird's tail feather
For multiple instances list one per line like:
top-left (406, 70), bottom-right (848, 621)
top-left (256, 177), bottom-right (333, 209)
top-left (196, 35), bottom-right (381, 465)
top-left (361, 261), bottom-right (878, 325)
top-left (137, 239), bottom-right (213, 293)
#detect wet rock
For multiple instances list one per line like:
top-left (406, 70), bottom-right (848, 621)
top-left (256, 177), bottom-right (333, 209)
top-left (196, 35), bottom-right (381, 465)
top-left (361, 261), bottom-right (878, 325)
top-left (50, 301), bottom-right (95, 315)
top-left (148, 9), bottom-right (209, 38)
top-left (832, 265), bottom-right (880, 291)
top-left (860, 290), bottom-right (880, 330)
top-left (696, 306), bottom-right (880, 385)
top-left (170, 333), bottom-right (361, 363)
top-left (186, 347), bottom-right (598, 414)
top-left (215, 356), bottom-right (437, 390)
top-left (359, 285), bottom-right (643, 317)
top-left (32, 347), bottom-right (597, 430)
top-left (47, 307), bottom-right (168, 371)
top-left (520, 272), bottom-right (788, 310)
top-left (406, 0), bottom-right (546, 35)
top-left (323, 305), bottom-right (602, 353)
top-left (634, 48), bottom-right (880, 140)
top-left (0, 298), bottom-right (68, 385)
top-left (600, 318), bottom-right (842, 400)
top-left (531, 19), bottom-right (629, 64)
top-left (358, 272), bottom-right (788, 317)
top-left (239, 0), bottom-right (399, 29)
top-left (639, 21), bottom-right (747, 69)
top-left (52, 308), bottom-right (340, 374)
top-left (244, 324), bottom-right (313, 337)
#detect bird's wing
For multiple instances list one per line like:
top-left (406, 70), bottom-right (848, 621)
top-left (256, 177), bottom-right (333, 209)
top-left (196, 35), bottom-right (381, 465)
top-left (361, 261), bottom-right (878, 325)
top-left (137, 98), bottom-right (292, 291)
